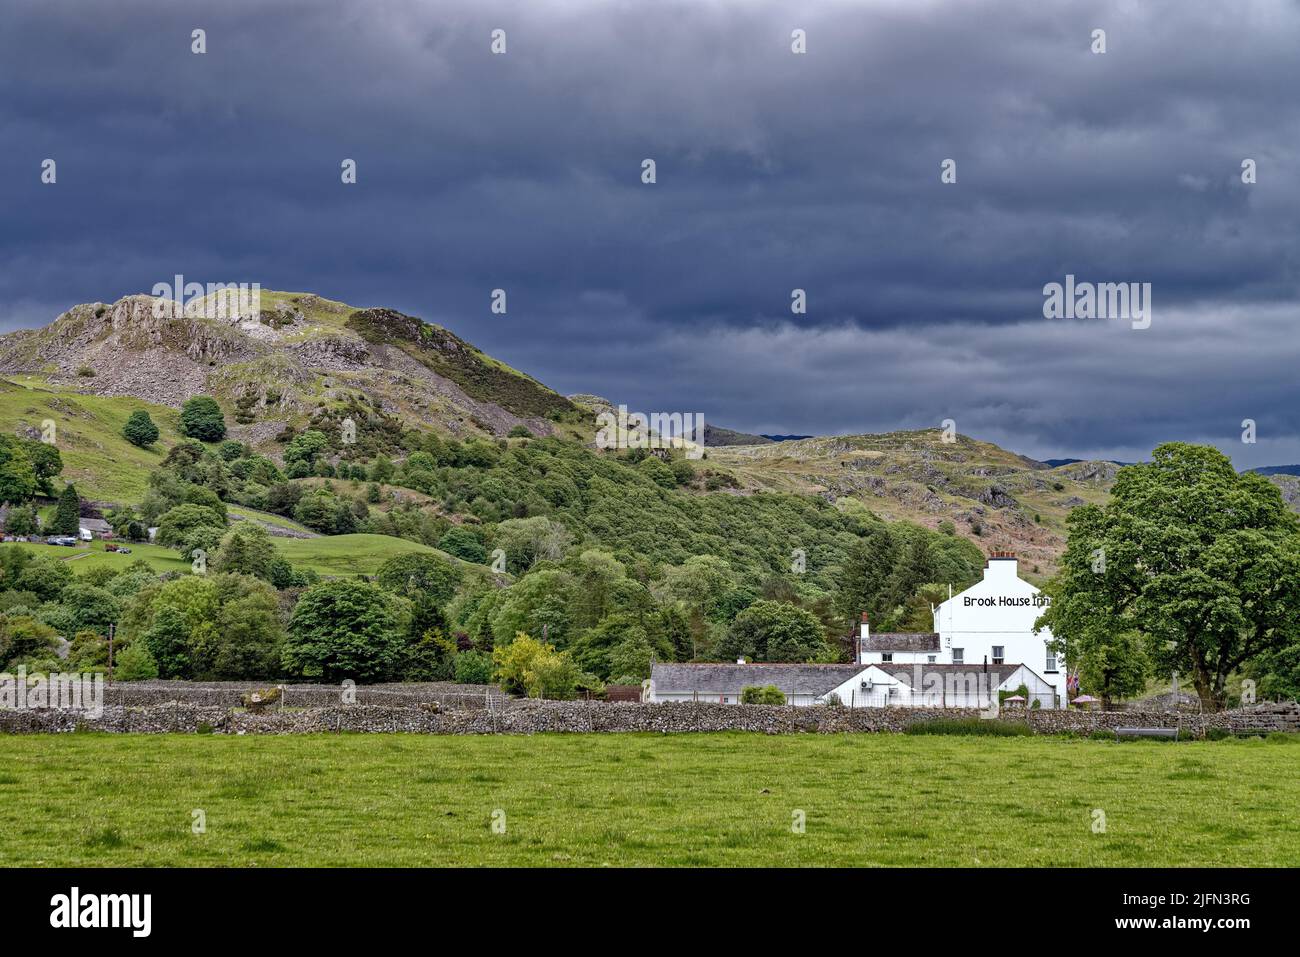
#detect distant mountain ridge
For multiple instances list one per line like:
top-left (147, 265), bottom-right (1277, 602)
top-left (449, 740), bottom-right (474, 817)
top-left (1039, 457), bottom-right (1134, 468)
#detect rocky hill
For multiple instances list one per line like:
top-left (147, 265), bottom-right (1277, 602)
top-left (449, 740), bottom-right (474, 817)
top-left (0, 290), bottom-right (582, 453)
top-left (708, 430), bottom-right (1119, 580)
top-left (1, 289), bottom-right (1127, 578)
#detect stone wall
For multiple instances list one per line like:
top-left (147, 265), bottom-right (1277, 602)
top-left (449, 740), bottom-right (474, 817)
top-left (2, 699), bottom-right (1296, 736)
top-left (95, 680), bottom-right (503, 710)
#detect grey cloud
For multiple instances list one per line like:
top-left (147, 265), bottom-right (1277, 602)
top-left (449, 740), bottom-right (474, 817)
top-left (1, 0), bottom-right (1298, 464)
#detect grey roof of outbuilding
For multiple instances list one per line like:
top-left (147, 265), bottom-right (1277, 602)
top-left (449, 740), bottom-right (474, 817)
top-left (875, 663), bottom-right (1027, 688)
top-left (650, 662), bottom-right (868, 696)
top-left (79, 518), bottom-right (112, 530)
top-left (862, 632), bottom-right (940, 652)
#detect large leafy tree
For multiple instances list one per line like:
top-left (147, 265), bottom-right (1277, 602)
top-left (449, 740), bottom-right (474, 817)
top-left (22, 440), bottom-right (62, 497)
top-left (0, 435), bottom-right (37, 506)
top-left (179, 395), bottom-right (227, 442)
top-left (717, 599), bottom-right (828, 663)
top-left (375, 551), bottom-right (463, 605)
top-left (1041, 443), bottom-right (1300, 710)
top-left (283, 579), bottom-right (410, 682)
top-left (154, 503), bottom-right (225, 549)
top-left (833, 524), bottom-right (899, 629)
top-left (211, 523), bottom-right (277, 581)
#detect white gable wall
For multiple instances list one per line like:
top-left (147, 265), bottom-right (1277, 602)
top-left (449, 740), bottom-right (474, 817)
top-left (934, 556), bottom-right (1064, 707)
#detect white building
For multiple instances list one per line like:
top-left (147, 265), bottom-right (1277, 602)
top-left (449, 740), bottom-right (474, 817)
top-left (650, 551), bottom-right (1066, 709)
top-left (930, 551), bottom-right (1061, 697)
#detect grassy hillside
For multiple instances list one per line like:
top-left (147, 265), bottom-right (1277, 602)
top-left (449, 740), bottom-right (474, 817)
top-left (709, 430), bottom-right (1116, 581)
top-left (8, 534), bottom-right (456, 579)
top-left (0, 733), bottom-right (1294, 866)
top-left (275, 534), bottom-right (453, 577)
top-left (0, 376), bottom-right (182, 501)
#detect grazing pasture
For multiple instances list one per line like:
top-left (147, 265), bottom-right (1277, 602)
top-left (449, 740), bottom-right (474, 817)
top-left (0, 732), bottom-right (1295, 866)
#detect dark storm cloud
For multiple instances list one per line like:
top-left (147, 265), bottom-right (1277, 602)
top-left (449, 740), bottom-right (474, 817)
top-left (2, 0), bottom-right (1299, 465)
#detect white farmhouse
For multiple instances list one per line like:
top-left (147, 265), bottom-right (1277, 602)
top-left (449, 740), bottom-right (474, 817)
top-left (929, 551), bottom-right (1060, 693)
top-left (649, 551), bottom-right (1067, 709)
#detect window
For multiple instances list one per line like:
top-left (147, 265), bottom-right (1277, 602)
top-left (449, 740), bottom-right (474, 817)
top-left (1045, 650), bottom-right (1058, 673)
top-left (952, 648), bottom-right (963, 664)
top-left (927, 655), bottom-right (937, 663)
top-left (881, 653), bottom-right (893, 662)
top-left (992, 646), bottom-right (1005, 664)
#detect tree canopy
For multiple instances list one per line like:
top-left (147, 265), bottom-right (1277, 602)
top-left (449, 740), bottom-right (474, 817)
top-left (179, 396), bottom-right (227, 442)
top-left (1039, 442), bottom-right (1300, 710)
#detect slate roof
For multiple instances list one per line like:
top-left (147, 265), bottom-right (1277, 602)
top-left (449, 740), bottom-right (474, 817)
top-left (651, 662), bottom-right (868, 697)
top-left (862, 632), bottom-right (940, 652)
top-left (79, 518), bottom-right (112, 532)
top-left (874, 663), bottom-right (1026, 688)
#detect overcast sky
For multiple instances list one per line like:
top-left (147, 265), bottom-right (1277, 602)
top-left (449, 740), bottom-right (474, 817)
top-left (2, 0), bottom-right (1299, 466)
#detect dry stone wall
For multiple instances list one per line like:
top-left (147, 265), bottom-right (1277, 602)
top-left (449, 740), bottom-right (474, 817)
top-left (2, 698), bottom-right (1296, 736)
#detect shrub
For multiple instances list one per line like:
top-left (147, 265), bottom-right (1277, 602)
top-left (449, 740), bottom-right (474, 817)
top-left (453, 650), bottom-right (494, 685)
top-left (3, 504), bottom-right (39, 536)
top-left (438, 526), bottom-right (488, 564)
top-left (491, 633), bottom-right (593, 698)
top-left (507, 425), bottom-right (533, 438)
top-left (76, 365), bottom-right (95, 377)
top-left (122, 410), bottom-right (160, 448)
top-left (740, 684), bottom-right (788, 705)
top-left (905, 718), bottom-right (1033, 736)
top-left (670, 459), bottom-right (696, 486)
top-left (113, 641), bottom-right (159, 681)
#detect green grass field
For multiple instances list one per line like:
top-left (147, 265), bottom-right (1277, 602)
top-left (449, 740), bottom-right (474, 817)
top-left (227, 505), bottom-right (316, 535)
top-left (0, 733), bottom-right (1295, 866)
top-left (11, 541), bottom-right (190, 573)
top-left (274, 534), bottom-right (449, 576)
top-left (8, 533), bottom-right (452, 579)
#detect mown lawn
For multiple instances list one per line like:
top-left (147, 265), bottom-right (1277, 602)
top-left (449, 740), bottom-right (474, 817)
top-left (0, 733), bottom-right (1296, 866)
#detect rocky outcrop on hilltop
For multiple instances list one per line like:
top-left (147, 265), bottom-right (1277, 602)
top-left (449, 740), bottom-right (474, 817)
top-left (0, 291), bottom-right (577, 442)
